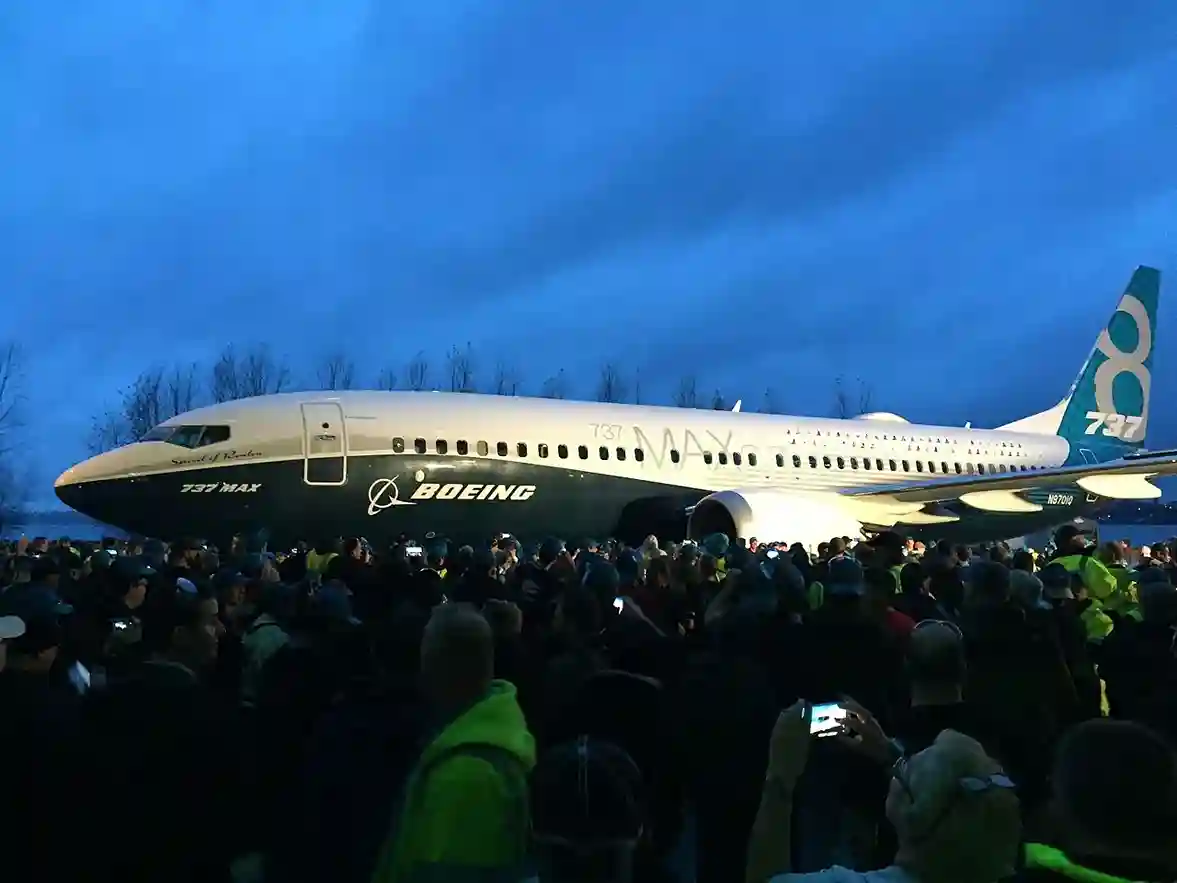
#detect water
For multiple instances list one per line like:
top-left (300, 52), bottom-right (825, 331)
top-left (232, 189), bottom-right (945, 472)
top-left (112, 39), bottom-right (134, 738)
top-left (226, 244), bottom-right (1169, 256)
top-left (2, 512), bottom-right (126, 542)
top-left (6, 508), bottom-right (1177, 549)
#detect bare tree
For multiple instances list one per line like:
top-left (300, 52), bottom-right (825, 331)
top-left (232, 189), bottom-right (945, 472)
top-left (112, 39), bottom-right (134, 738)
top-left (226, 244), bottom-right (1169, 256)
top-left (0, 342), bottom-right (23, 456)
top-left (673, 375), bottom-right (699, 408)
top-left (540, 368), bottom-right (568, 400)
top-left (316, 352), bottom-right (356, 391)
top-left (595, 362), bottom-right (628, 403)
top-left (164, 363), bottom-right (201, 417)
top-left (833, 375), bottom-right (873, 418)
top-left (0, 462), bottom-right (28, 536)
top-left (762, 386), bottom-right (782, 414)
top-left (858, 377), bottom-right (874, 414)
top-left (375, 366), bottom-right (398, 390)
top-left (491, 361), bottom-right (520, 396)
top-left (240, 345), bottom-right (291, 398)
top-left (711, 389), bottom-right (727, 410)
top-left (446, 342), bottom-right (477, 393)
top-left (633, 368), bottom-right (642, 404)
top-left (211, 344), bottom-right (290, 402)
top-left (406, 351), bottom-right (430, 391)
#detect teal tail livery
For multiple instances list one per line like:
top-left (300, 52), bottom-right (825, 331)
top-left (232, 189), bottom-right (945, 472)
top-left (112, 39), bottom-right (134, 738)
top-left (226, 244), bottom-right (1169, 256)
top-left (999, 265), bottom-right (1161, 464)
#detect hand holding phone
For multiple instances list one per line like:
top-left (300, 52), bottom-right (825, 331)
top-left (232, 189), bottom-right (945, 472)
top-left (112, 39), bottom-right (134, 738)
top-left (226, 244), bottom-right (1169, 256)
top-left (612, 597), bottom-right (625, 613)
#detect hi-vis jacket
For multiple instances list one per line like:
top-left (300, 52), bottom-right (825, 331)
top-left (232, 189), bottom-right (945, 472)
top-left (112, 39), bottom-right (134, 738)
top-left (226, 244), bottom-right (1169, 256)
top-left (371, 680), bottom-right (536, 883)
top-left (1052, 554), bottom-right (1122, 641)
top-left (1020, 843), bottom-right (1157, 883)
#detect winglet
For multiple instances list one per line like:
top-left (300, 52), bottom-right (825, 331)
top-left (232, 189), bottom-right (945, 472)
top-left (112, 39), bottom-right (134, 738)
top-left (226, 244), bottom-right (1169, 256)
top-left (732, 400), bottom-right (742, 413)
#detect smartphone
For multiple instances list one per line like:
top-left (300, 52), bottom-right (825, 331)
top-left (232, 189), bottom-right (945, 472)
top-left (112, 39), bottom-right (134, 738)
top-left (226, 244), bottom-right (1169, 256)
top-left (808, 702), bottom-right (848, 738)
top-left (613, 597), bottom-right (625, 613)
top-left (766, 549), bottom-right (779, 559)
top-left (68, 661), bottom-right (91, 694)
top-left (405, 546), bottom-right (423, 557)
top-left (112, 618), bottom-right (131, 631)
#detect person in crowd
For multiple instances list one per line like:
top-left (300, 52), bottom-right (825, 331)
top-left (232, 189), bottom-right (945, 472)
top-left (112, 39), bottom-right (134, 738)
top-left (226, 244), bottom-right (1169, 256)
top-left (1011, 719), bottom-right (1177, 883)
top-left (527, 736), bottom-right (647, 883)
top-left (370, 602), bottom-right (536, 882)
top-left (746, 700), bottom-right (1020, 883)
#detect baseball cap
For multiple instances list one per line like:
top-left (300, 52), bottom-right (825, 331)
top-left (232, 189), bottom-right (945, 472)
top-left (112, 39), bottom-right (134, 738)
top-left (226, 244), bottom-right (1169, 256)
top-left (111, 556), bottom-right (156, 583)
top-left (1055, 524), bottom-right (1093, 546)
top-left (531, 736), bottom-right (645, 846)
top-left (0, 584), bottom-right (74, 619)
top-left (0, 615), bottom-right (25, 640)
top-left (1039, 563), bottom-right (1075, 599)
top-left (825, 556), bottom-right (865, 597)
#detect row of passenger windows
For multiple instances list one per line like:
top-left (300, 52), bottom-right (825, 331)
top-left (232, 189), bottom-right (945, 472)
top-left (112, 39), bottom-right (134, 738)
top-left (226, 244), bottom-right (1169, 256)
top-left (390, 437), bottom-right (1046, 475)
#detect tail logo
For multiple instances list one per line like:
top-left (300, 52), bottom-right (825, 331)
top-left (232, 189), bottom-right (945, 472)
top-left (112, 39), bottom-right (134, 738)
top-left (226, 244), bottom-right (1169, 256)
top-left (1089, 293), bottom-right (1151, 441)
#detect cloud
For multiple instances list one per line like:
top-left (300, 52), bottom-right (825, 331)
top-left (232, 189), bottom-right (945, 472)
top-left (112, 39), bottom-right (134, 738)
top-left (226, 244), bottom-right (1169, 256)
top-left (0, 0), bottom-right (1175, 490)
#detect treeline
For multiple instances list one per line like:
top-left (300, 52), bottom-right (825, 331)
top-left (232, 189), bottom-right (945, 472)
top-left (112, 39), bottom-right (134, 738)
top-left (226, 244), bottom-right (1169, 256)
top-left (88, 342), bottom-right (874, 453)
top-left (0, 341), bottom-right (27, 533)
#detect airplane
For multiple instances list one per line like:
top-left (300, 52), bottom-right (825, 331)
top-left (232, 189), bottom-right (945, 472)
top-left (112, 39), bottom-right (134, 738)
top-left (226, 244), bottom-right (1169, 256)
top-left (55, 266), bottom-right (1168, 552)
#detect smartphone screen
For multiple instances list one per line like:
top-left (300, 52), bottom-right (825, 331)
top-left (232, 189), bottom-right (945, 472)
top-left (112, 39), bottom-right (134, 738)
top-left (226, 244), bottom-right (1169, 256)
top-left (613, 597), bottom-right (625, 613)
top-left (405, 546), bottom-right (423, 557)
top-left (809, 702), bottom-right (848, 737)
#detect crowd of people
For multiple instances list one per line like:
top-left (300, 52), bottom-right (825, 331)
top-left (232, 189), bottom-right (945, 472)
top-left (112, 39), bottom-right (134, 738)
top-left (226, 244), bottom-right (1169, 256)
top-left (1, 523), bottom-right (1176, 883)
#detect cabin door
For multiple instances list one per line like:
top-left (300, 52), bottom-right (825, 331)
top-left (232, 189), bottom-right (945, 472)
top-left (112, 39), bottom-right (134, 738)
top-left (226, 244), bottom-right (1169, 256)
top-left (301, 401), bottom-right (348, 486)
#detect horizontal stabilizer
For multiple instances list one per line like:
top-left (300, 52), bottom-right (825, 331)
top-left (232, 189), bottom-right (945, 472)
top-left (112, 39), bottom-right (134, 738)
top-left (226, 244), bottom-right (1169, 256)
top-left (958, 490), bottom-right (1043, 513)
top-left (1076, 473), bottom-right (1161, 500)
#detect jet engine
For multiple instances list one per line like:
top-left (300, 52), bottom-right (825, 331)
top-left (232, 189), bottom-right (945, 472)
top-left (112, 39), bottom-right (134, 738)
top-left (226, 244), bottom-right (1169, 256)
top-left (687, 489), bottom-right (864, 549)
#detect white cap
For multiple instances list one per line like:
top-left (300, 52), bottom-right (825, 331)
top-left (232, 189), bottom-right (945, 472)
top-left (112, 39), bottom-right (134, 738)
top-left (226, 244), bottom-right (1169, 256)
top-left (0, 615), bottom-right (26, 640)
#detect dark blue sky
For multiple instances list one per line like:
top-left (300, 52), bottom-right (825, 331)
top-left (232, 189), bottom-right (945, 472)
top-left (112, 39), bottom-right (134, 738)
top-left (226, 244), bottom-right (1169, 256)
top-left (2, 2), bottom-right (1176, 501)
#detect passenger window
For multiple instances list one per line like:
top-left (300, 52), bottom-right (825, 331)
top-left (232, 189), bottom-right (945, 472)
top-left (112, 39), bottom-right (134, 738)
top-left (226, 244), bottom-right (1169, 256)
top-left (477, 440), bottom-right (489, 456)
top-left (850, 457), bottom-right (858, 469)
top-left (808, 456), bottom-right (817, 468)
top-left (901, 460), bottom-right (910, 471)
top-left (671, 450), bottom-right (681, 464)
top-left (915, 461), bottom-right (923, 472)
top-left (875, 459), bottom-right (884, 470)
top-left (836, 457), bottom-right (845, 469)
top-left (776, 454), bottom-right (785, 467)
top-left (393, 437), bottom-right (405, 454)
top-left (457, 440), bottom-right (469, 455)
top-left (538, 443), bottom-right (549, 458)
top-left (954, 462), bottom-right (962, 474)
top-left (200, 425), bottom-right (231, 446)
top-left (517, 442), bottom-right (528, 457)
top-left (578, 445), bottom-right (588, 460)
top-left (634, 448), bottom-right (644, 462)
top-left (414, 438), bottom-right (427, 454)
top-left (700, 452), bottom-right (710, 465)
top-left (747, 453), bottom-right (757, 467)
top-left (435, 439), bottom-right (448, 455)
top-left (978, 464), bottom-right (986, 474)
top-left (734, 452), bottom-right (744, 466)
top-left (927, 461), bottom-right (935, 473)
top-left (599, 446), bottom-right (609, 460)
top-left (941, 461), bottom-right (949, 473)
top-left (793, 455), bottom-right (801, 467)
top-left (966, 463), bottom-right (976, 474)
top-left (616, 447), bottom-right (626, 461)
top-left (718, 452), bottom-right (728, 465)
top-left (496, 442), bottom-right (508, 456)
top-left (822, 456), bottom-right (831, 468)
top-left (889, 459), bottom-right (898, 471)
top-left (558, 444), bottom-right (569, 459)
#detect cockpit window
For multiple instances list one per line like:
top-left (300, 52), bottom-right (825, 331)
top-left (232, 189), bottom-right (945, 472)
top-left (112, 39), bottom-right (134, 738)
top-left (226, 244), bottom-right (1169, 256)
top-left (199, 425), bottom-right (231, 446)
top-left (142, 426), bottom-right (175, 442)
top-left (142, 424), bottom-right (231, 449)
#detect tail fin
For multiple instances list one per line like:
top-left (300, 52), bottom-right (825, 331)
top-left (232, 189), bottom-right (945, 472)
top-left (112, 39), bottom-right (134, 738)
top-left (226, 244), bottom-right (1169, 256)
top-left (998, 265), bottom-right (1160, 461)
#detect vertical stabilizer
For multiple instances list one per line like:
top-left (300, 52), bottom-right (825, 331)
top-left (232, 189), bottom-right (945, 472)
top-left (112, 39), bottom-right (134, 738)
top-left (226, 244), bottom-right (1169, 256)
top-left (998, 266), bottom-right (1160, 461)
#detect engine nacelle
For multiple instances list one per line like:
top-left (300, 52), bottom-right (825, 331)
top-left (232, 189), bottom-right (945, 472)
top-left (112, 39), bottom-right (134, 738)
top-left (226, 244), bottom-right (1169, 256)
top-left (687, 489), bottom-right (865, 551)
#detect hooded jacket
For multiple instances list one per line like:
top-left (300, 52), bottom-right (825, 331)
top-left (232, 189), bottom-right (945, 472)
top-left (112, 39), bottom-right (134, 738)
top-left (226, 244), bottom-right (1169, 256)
top-left (371, 679), bottom-right (536, 883)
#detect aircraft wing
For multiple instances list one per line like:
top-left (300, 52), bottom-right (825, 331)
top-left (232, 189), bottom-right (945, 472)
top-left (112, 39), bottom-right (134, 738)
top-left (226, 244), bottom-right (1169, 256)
top-left (838, 451), bottom-right (1177, 505)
